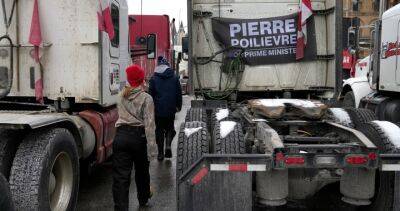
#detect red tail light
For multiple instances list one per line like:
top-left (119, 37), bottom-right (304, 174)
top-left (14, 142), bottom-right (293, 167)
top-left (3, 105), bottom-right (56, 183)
top-left (368, 152), bottom-right (377, 160)
top-left (191, 167), bottom-right (209, 185)
top-left (285, 156), bottom-right (305, 165)
top-left (275, 152), bottom-right (285, 161)
top-left (346, 155), bottom-right (368, 165)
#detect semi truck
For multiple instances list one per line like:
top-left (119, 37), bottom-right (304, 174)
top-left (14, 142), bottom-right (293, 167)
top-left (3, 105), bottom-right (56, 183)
top-left (129, 14), bottom-right (173, 79)
top-left (0, 0), bottom-right (140, 209)
top-left (177, 0), bottom-right (400, 210)
top-left (341, 1), bottom-right (400, 124)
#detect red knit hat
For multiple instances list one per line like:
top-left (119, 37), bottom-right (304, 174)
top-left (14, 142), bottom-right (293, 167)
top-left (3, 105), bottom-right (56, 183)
top-left (126, 65), bottom-right (145, 87)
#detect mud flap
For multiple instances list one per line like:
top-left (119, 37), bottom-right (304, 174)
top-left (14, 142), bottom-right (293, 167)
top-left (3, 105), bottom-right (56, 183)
top-left (177, 154), bottom-right (270, 211)
top-left (178, 172), bottom-right (252, 211)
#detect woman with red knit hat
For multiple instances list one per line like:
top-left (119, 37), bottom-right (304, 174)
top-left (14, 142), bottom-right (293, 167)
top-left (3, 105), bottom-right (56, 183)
top-left (113, 65), bottom-right (156, 210)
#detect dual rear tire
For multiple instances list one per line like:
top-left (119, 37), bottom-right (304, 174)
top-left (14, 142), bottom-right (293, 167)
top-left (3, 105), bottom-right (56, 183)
top-left (177, 109), bottom-right (249, 210)
top-left (343, 108), bottom-right (395, 210)
top-left (9, 128), bottom-right (79, 211)
top-left (358, 122), bottom-right (397, 211)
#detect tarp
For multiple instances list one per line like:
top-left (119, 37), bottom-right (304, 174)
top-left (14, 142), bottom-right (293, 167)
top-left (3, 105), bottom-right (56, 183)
top-left (211, 13), bottom-right (317, 66)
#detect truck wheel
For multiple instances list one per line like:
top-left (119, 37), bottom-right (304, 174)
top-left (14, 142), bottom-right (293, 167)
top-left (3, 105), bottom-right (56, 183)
top-left (176, 121), bottom-right (209, 178)
top-left (0, 130), bottom-right (21, 180)
top-left (210, 108), bottom-right (231, 145)
top-left (185, 108), bottom-right (207, 123)
top-left (345, 108), bottom-right (377, 129)
top-left (213, 121), bottom-right (245, 154)
top-left (359, 122), bottom-right (396, 211)
top-left (9, 128), bottom-right (79, 211)
top-left (343, 91), bottom-right (356, 108)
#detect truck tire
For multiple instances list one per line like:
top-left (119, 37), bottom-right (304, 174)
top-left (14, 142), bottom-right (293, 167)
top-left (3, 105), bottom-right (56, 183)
top-left (213, 121), bottom-right (245, 154)
top-left (210, 108), bottom-right (230, 145)
top-left (176, 121), bottom-right (209, 178)
top-left (0, 130), bottom-right (21, 180)
top-left (9, 128), bottom-right (79, 211)
top-left (185, 108), bottom-right (207, 123)
top-left (343, 91), bottom-right (356, 108)
top-left (176, 121), bottom-right (210, 211)
top-left (358, 122), bottom-right (396, 211)
top-left (345, 108), bottom-right (377, 129)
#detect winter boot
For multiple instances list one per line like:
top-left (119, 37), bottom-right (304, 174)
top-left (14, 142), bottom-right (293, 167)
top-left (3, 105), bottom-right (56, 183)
top-left (156, 136), bottom-right (164, 161)
top-left (164, 130), bottom-right (176, 158)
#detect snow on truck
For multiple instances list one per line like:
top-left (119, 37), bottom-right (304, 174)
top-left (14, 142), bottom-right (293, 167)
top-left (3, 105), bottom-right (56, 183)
top-left (0, 0), bottom-right (133, 209)
top-left (178, 0), bottom-right (400, 210)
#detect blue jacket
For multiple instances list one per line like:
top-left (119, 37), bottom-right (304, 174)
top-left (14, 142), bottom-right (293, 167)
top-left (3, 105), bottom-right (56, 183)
top-left (149, 65), bottom-right (182, 118)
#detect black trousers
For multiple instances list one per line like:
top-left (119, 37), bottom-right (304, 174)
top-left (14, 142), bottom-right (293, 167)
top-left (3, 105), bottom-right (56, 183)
top-left (112, 126), bottom-right (150, 211)
top-left (155, 116), bottom-right (176, 153)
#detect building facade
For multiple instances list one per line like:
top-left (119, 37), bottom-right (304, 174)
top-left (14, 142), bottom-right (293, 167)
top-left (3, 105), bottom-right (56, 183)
top-left (343, 0), bottom-right (379, 58)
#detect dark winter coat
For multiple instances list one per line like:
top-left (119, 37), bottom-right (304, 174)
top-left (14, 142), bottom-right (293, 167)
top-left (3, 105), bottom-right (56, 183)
top-left (149, 65), bottom-right (182, 118)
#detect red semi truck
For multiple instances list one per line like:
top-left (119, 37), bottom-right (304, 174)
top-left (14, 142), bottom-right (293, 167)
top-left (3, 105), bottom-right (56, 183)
top-left (129, 15), bottom-right (173, 79)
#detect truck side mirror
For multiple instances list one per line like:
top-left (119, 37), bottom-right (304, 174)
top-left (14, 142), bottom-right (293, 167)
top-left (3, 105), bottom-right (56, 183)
top-left (182, 37), bottom-right (189, 54)
top-left (147, 34), bottom-right (156, 59)
top-left (348, 29), bottom-right (356, 48)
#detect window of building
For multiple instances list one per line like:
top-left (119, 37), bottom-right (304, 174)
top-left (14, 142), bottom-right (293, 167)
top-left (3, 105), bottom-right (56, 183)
top-left (353, 0), bottom-right (359, 11)
top-left (111, 4), bottom-right (119, 47)
top-left (388, 0), bottom-right (400, 8)
top-left (374, 0), bottom-right (380, 11)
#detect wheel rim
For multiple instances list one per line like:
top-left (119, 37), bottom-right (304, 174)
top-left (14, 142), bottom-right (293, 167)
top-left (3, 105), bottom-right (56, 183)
top-left (49, 152), bottom-right (73, 211)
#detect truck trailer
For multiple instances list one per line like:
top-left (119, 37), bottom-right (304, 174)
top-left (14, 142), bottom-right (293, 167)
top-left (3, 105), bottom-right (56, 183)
top-left (177, 0), bottom-right (400, 210)
top-left (0, 0), bottom-right (131, 209)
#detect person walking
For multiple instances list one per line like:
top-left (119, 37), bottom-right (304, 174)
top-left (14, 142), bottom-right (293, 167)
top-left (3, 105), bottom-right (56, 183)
top-left (113, 65), bottom-right (156, 210)
top-left (149, 56), bottom-right (182, 161)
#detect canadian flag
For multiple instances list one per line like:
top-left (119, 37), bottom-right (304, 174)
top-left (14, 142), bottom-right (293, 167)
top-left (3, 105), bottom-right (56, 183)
top-left (29, 0), bottom-right (42, 63)
top-left (29, 0), bottom-right (44, 104)
top-left (98, 0), bottom-right (115, 40)
top-left (296, 0), bottom-right (313, 60)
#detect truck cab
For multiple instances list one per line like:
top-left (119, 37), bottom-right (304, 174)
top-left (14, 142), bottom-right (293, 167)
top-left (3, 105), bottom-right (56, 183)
top-left (341, 2), bottom-right (400, 123)
top-left (0, 0), bottom-right (130, 209)
top-left (129, 15), bottom-right (173, 80)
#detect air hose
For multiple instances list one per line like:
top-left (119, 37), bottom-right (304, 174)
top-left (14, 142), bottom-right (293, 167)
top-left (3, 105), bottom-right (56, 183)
top-left (193, 46), bottom-right (245, 100)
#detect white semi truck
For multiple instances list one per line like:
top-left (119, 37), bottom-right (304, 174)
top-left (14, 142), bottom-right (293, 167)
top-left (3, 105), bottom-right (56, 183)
top-left (0, 0), bottom-right (150, 210)
top-left (341, 1), bottom-right (400, 123)
top-left (177, 0), bottom-right (400, 210)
